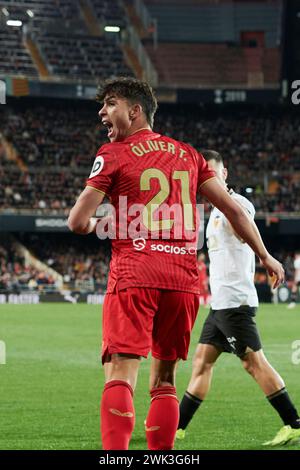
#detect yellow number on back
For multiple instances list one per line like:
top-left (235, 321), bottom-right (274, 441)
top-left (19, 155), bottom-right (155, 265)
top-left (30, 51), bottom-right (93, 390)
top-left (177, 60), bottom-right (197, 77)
top-left (140, 169), bottom-right (173, 231)
top-left (140, 169), bottom-right (194, 232)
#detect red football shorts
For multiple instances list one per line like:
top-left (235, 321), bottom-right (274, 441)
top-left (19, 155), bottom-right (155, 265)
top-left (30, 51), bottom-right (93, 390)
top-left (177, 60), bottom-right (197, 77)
top-left (102, 287), bottom-right (200, 363)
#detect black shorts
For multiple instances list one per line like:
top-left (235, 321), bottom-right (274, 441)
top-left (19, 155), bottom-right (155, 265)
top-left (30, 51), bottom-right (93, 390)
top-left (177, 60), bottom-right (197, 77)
top-left (199, 305), bottom-right (262, 358)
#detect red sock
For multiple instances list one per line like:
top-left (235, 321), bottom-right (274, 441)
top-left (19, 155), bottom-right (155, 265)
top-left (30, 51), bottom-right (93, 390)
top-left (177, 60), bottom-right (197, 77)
top-left (100, 380), bottom-right (135, 450)
top-left (145, 386), bottom-right (179, 450)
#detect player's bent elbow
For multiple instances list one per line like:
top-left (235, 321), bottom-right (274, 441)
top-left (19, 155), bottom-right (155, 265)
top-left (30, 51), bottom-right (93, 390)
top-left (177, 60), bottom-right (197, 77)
top-left (67, 215), bottom-right (85, 234)
top-left (67, 219), bottom-right (77, 233)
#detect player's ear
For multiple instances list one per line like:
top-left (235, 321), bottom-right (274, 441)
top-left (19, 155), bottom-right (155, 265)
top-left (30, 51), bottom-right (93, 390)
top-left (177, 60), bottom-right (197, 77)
top-left (223, 167), bottom-right (228, 181)
top-left (129, 103), bottom-right (142, 121)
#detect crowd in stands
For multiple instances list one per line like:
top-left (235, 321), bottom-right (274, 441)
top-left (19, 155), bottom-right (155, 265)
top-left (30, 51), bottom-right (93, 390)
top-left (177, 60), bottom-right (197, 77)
top-left (0, 164), bottom-right (86, 213)
top-left (0, 101), bottom-right (100, 213)
top-left (0, 238), bottom-right (57, 292)
top-left (0, 235), bottom-right (110, 293)
top-left (1, 102), bottom-right (101, 167)
top-left (1, 100), bottom-right (300, 214)
top-left (155, 106), bottom-right (300, 213)
top-left (19, 234), bottom-right (110, 291)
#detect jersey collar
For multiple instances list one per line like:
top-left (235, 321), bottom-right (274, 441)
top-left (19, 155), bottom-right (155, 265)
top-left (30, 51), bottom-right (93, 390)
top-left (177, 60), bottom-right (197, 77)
top-left (124, 129), bottom-right (159, 143)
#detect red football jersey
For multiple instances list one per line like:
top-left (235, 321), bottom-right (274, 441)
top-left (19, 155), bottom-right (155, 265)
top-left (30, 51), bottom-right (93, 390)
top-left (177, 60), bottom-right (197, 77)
top-left (86, 129), bottom-right (215, 294)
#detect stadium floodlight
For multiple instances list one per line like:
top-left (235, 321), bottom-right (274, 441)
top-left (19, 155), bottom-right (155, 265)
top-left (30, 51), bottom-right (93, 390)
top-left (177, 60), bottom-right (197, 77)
top-left (104, 26), bottom-right (120, 33)
top-left (26, 9), bottom-right (34, 18)
top-left (6, 19), bottom-right (22, 26)
top-left (1, 7), bottom-right (9, 16)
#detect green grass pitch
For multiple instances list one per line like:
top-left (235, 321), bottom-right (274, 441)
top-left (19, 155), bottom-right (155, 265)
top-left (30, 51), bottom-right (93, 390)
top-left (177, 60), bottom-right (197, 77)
top-left (0, 303), bottom-right (299, 450)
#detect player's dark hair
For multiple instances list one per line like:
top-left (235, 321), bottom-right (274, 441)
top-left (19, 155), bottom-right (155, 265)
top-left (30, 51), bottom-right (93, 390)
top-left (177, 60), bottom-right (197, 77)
top-left (201, 149), bottom-right (223, 163)
top-left (96, 76), bottom-right (158, 127)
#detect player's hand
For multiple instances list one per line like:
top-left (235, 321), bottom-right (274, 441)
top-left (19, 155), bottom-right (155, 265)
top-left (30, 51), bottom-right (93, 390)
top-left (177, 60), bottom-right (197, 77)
top-left (260, 253), bottom-right (285, 289)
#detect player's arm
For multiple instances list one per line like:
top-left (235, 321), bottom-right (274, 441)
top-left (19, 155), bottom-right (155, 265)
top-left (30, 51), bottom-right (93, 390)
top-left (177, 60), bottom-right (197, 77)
top-left (68, 186), bottom-right (105, 235)
top-left (227, 203), bottom-right (269, 260)
top-left (226, 199), bottom-right (253, 242)
top-left (200, 177), bottom-right (285, 288)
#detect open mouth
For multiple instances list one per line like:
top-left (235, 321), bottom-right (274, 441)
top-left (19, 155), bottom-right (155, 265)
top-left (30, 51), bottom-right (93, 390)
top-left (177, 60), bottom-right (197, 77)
top-left (102, 120), bottom-right (113, 138)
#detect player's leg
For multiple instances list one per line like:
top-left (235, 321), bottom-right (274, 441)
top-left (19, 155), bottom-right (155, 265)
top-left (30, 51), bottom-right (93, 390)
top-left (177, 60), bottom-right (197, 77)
top-left (100, 288), bottom-right (158, 450)
top-left (241, 349), bottom-right (300, 445)
top-left (145, 290), bottom-right (199, 450)
top-left (104, 353), bottom-right (140, 390)
top-left (101, 354), bottom-right (140, 450)
top-left (222, 305), bottom-right (300, 446)
top-left (177, 308), bottom-right (225, 436)
top-left (145, 357), bottom-right (179, 450)
top-left (188, 343), bottom-right (220, 399)
top-left (177, 343), bottom-right (221, 436)
top-left (188, 322), bottom-right (223, 400)
top-left (241, 349), bottom-right (284, 395)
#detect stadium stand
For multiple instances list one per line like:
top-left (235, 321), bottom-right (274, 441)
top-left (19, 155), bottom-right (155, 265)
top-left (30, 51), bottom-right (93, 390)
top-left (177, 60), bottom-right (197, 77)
top-left (0, 233), bottom-right (110, 293)
top-left (37, 34), bottom-right (131, 81)
top-left (0, 0), bottom-right (133, 81)
top-left (0, 236), bottom-right (57, 292)
top-left (145, 0), bottom-right (281, 45)
top-left (0, 0), bottom-right (281, 87)
top-left (18, 233), bottom-right (110, 292)
top-left (90, 0), bottom-right (127, 27)
top-left (148, 43), bottom-right (280, 88)
top-left (0, 23), bottom-right (38, 77)
top-left (144, 0), bottom-right (281, 87)
top-left (1, 99), bottom-right (300, 214)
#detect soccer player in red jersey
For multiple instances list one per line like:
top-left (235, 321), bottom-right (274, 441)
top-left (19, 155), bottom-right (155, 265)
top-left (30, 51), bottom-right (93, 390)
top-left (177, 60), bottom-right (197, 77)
top-left (68, 77), bottom-right (284, 450)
